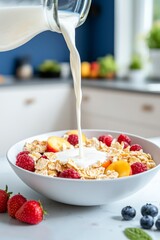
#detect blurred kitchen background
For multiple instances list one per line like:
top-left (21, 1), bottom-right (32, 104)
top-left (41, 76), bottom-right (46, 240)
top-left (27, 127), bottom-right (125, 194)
top-left (1, 0), bottom-right (160, 156)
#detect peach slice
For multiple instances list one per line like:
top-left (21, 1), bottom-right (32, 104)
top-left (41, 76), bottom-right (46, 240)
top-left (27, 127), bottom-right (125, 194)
top-left (67, 130), bottom-right (87, 142)
top-left (105, 160), bottom-right (131, 178)
top-left (102, 160), bottom-right (112, 168)
top-left (47, 136), bottom-right (71, 153)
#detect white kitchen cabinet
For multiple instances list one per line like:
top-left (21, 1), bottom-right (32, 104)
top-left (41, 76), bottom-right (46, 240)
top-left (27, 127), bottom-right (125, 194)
top-left (0, 83), bottom-right (73, 156)
top-left (1, 82), bottom-right (160, 156)
top-left (82, 87), bottom-right (160, 138)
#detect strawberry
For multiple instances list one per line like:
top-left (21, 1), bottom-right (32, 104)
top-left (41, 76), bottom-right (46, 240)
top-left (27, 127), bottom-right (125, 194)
top-left (15, 200), bottom-right (46, 225)
top-left (7, 194), bottom-right (27, 218)
top-left (0, 186), bottom-right (12, 213)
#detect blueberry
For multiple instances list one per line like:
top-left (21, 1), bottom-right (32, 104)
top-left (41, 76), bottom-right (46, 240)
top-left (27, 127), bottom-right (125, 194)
top-left (155, 217), bottom-right (160, 230)
top-left (141, 203), bottom-right (158, 217)
top-left (121, 206), bottom-right (136, 220)
top-left (140, 215), bottom-right (154, 229)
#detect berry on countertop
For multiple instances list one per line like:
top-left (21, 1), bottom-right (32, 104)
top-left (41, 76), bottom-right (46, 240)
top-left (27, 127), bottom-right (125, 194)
top-left (16, 152), bottom-right (35, 172)
top-left (15, 200), bottom-right (45, 225)
top-left (67, 134), bottom-right (79, 146)
top-left (117, 134), bottom-right (131, 145)
top-left (131, 162), bottom-right (147, 175)
top-left (121, 206), bottom-right (136, 220)
top-left (0, 185), bottom-right (12, 213)
top-left (155, 217), bottom-right (160, 230)
top-left (7, 194), bottom-right (27, 218)
top-left (59, 169), bottom-right (81, 179)
top-left (130, 144), bottom-right (143, 151)
top-left (141, 203), bottom-right (158, 217)
top-left (140, 215), bottom-right (154, 229)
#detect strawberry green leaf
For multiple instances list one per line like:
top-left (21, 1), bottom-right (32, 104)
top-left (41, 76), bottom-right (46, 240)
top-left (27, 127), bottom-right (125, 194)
top-left (5, 185), bottom-right (12, 197)
top-left (38, 200), bottom-right (47, 216)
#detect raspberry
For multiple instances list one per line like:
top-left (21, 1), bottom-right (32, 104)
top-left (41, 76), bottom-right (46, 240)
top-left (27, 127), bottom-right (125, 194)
top-left (59, 169), bottom-right (81, 179)
top-left (130, 144), bottom-right (142, 151)
top-left (98, 135), bottom-right (113, 147)
top-left (16, 152), bottom-right (35, 172)
top-left (123, 141), bottom-right (129, 149)
top-left (117, 134), bottom-right (131, 145)
top-left (67, 134), bottom-right (78, 146)
top-left (98, 135), bottom-right (106, 143)
top-left (131, 162), bottom-right (147, 175)
top-left (16, 151), bottom-right (29, 157)
top-left (103, 135), bottom-right (113, 147)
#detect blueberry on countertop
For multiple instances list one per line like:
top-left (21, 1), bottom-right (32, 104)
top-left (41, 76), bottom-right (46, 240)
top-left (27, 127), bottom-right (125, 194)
top-left (141, 203), bottom-right (158, 217)
top-left (155, 217), bottom-right (160, 230)
top-left (140, 215), bottom-right (154, 229)
top-left (121, 206), bottom-right (136, 220)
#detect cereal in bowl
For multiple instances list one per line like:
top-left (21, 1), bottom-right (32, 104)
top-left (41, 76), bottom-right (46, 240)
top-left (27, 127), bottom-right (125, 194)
top-left (15, 132), bottom-right (156, 180)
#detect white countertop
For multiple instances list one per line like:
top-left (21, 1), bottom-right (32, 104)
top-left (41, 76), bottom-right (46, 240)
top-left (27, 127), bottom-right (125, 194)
top-left (1, 77), bottom-right (160, 95)
top-left (1, 138), bottom-right (160, 240)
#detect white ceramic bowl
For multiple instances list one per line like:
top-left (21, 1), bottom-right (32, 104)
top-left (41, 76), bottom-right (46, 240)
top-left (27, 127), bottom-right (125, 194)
top-left (7, 130), bottom-right (160, 206)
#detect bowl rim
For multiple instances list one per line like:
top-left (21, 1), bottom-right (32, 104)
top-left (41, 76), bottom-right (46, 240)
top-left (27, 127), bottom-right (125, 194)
top-left (6, 129), bottom-right (160, 183)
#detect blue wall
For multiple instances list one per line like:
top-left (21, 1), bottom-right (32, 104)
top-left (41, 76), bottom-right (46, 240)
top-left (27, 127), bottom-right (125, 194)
top-left (89, 0), bottom-right (114, 60)
top-left (0, 24), bottom-right (90, 75)
top-left (0, 0), bottom-right (114, 75)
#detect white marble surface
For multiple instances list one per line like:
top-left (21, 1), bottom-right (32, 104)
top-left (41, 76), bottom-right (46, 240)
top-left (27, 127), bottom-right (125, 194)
top-left (1, 138), bottom-right (160, 240)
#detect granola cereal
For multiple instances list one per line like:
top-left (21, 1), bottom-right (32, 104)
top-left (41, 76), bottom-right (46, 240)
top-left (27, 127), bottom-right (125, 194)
top-left (16, 132), bottom-right (156, 180)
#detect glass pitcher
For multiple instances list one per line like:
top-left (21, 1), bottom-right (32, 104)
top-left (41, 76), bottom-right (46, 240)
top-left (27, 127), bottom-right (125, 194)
top-left (0, 0), bottom-right (91, 51)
